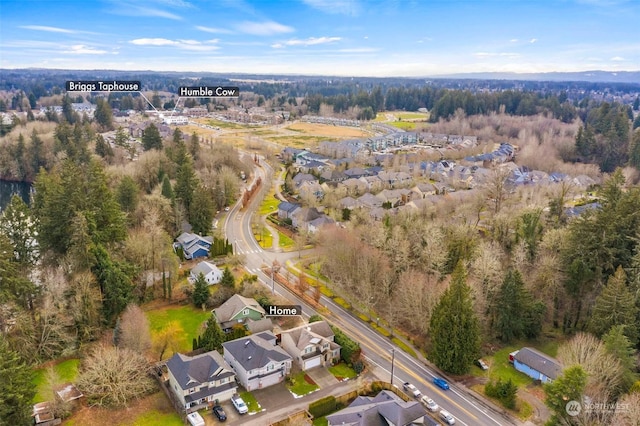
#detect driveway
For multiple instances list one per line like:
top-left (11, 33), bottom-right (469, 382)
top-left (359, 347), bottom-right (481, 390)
top-left (306, 367), bottom-right (338, 388)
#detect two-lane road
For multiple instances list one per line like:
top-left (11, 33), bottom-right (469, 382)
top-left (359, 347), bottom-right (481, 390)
top-left (225, 155), bottom-right (518, 426)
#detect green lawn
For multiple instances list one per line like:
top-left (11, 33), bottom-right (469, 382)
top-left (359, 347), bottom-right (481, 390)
top-left (287, 372), bottom-right (319, 397)
top-left (32, 358), bottom-right (81, 403)
top-left (388, 121), bottom-right (417, 130)
top-left (487, 346), bottom-right (534, 388)
top-left (146, 305), bottom-right (211, 354)
top-left (127, 411), bottom-right (183, 426)
top-left (333, 297), bottom-right (351, 309)
top-left (278, 231), bottom-right (294, 248)
top-left (258, 192), bottom-right (280, 216)
top-left (206, 119), bottom-right (253, 129)
top-left (328, 362), bottom-right (357, 380)
top-left (239, 391), bottom-right (261, 413)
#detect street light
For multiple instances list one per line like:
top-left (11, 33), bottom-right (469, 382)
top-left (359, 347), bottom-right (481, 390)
top-left (390, 348), bottom-right (396, 387)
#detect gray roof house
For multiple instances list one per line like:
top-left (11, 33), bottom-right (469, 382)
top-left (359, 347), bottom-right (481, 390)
top-left (222, 331), bottom-right (292, 391)
top-left (277, 201), bottom-right (301, 220)
top-left (326, 390), bottom-right (429, 426)
top-left (189, 261), bottom-right (223, 285)
top-left (166, 351), bottom-right (237, 413)
top-left (292, 173), bottom-right (317, 187)
top-left (212, 294), bottom-right (266, 332)
top-left (175, 232), bottom-right (213, 260)
top-left (513, 347), bottom-right (562, 383)
top-left (279, 321), bottom-right (340, 370)
top-left (358, 192), bottom-right (383, 209)
top-left (308, 215), bottom-right (336, 234)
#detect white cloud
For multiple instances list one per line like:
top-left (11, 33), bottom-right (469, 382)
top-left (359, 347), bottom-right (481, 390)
top-left (611, 56), bottom-right (625, 61)
top-left (275, 36), bottom-right (341, 47)
top-left (530, 38), bottom-right (538, 43)
top-left (473, 52), bottom-right (521, 58)
top-left (129, 38), bottom-right (219, 51)
top-left (20, 25), bottom-right (84, 34)
top-left (63, 45), bottom-right (108, 55)
top-left (107, 1), bottom-right (183, 20)
top-left (510, 38), bottom-right (519, 43)
top-left (236, 21), bottom-right (294, 36)
top-left (196, 25), bottom-right (233, 34)
top-left (302, 0), bottom-right (360, 15)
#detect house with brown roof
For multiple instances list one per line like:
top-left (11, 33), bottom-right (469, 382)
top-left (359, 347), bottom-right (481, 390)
top-left (212, 294), bottom-right (267, 333)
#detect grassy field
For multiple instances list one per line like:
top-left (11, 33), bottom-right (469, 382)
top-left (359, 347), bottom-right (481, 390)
top-left (388, 121), bottom-right (417, 130)
top-left (312, 417), bottom-right (329, 426)
top-left (125, 410), bottom-right (183, 426)
top-left (258, 191), bottom-right (280, 216)
top-left (265, 135), bottom-right (338, 148)
top-left (328, 362), bottom-right (357, 381)
top-left (285, 122), bottom-right (370, 138)
top-left (278, 231), bottom-right (294, 248)
top-left (287, 372), bottom-right (319, 397)
top-left (33, 358), bottom-right (81, 403)
top-left (205, 119), bottom-right (254, 129)
top-left (146, 305), bottom-right (211, 356)
top-left (487, 346), bottom-right (534, 388)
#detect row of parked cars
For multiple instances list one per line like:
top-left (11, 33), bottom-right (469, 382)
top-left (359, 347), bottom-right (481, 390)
top-left (404, 378), bottom-right (455, 425)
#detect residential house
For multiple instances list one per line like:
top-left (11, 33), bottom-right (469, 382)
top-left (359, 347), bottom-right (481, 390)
top-left (359, 175), bottom-right (383, 192)
top-left (175, 233), bottom-right (213, 260)
top-left (358, 192), bottom-right (383, 209)
top-left (513, 347), bottom-right (562, 383)
top-left (298, 159), bottom-right (327, 174)
top-left (411, 182), bottom-right (437, 198)
top-left (166, 351), bottom-right (237, 413)
top-left (291, 207), bottom-right (321, 230)
top-left (338, 196), bottom-right (362, 210)
top-left (298, 181), bottom-right (325, 201)
top-left (308, 215), bottom-right (336, 233)
top-left (376, 189), bottom-right (413, 207)
top-left (344, 167), bottom-right (369, 179)
top-left (277, 202), bottom-right (301, 220)
top-left (292, 173), bottom-right (317, 188)
top-left (326, 390), bottom-right (430, 426)
top-left (340, 178), bottom-right (368, 196)
top-left (222, 331), bottom-right (292, 391)
top-left (320, 169), bottom-right (347, 183)
top-left (213, 294), bottom-right (266, 333)
top-left (189, 261), bottom-right (223, 285)
top-left (279, 321), bottom-right (341, 370)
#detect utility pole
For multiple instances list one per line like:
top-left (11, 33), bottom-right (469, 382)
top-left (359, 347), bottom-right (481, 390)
top-left (390, 348), bottom-right (395, 386)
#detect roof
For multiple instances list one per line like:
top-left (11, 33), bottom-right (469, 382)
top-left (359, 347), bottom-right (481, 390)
top-left (246, 317), bottom-right (274, 334)
top-left (326, 390), bottom-right (427, 426)
top-left (514, 347), bottom-right (562, 380)
top-left (223, 331), bottom-right (292, 371)
top-left (166, 351), bottom-right (235, 391)
top-left (213, 294), bottom-right (266, 324)
top-left (278, 201), bottom-right (301, 213)
top-left (280, 321), bottom-right (337, 351)
top-left (190, 261), bottom-right (220, 277)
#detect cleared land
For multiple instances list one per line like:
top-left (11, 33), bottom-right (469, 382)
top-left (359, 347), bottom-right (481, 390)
top-left (284, 122), bottom-right (370, 138)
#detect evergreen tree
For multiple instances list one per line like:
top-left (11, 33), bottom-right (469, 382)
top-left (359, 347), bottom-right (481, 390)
top-left (116, 176), bottom-right (139, 214)
top-left (0, 335), bottom-right (36, 426)
top-left (94, 98), bottom-right (113, 130)
top-left (429, 262), bottom-right (480, 374)
top-left (30, 129), bottom-right (45, 174)
top-left (175, 155), bottom-right (197, 214)
top-left (588, 266), bottom-right (638, 345)
top-left (220, 266), bottom-right (235, 288)
top-left (192, 272), bottom-right (209, 308)
top-left (189, 132), bottom-right (200, 161)
top-left (602, 325), bottom-right (638, 392)
top-left (141, 123), bottom-right (162, 151)
top-left (544, 365), bottom-right (587, 426)
top-left (630, 129), bottom-right (640, 168)
top-left (494, 269), bottom-right (545, 342)
top-left (197, 315), bottom-right (225, 351)
top-left (91, 244), bottom-right (134, 323)
top-left (61, 94), bottom-right (77, 124)
top-left (634, 96), bottom-right (640, 111)
top-left (161, 175), bottom-right (174, 200)
top-left (190, 186), bottom-right (214, 236)
top-left (95, 134), bottom-right (114, 159)
top-left (114, 127), bottom-right (128, 147)
top-left (0, 233), bottom-right (36, 310)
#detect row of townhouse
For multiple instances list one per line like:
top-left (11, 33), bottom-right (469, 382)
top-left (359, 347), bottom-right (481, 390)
top-left (301, 115), bottom-right (361, 127)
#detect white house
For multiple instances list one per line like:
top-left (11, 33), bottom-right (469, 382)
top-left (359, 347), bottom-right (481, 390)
top-left (279, 321), bottom-right (341, 370)
top-left (189, 261), bottom-right (223, 285)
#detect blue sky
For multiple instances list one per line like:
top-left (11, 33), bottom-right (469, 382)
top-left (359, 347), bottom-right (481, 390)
top-left (1, 0), bottom-right (638, 76)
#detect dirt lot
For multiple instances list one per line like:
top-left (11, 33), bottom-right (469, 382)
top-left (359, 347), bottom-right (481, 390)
top-left (285, 122), bottom-right (370, 138)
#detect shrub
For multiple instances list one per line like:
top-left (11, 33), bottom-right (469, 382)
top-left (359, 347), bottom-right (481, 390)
top-left (309, 395), bottom-right (337, 418)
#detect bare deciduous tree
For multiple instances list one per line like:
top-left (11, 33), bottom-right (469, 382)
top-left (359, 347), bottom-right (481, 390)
top-left (77, 344), bottom-right (155, 407)
top-left (152, 321), bottom-right (183, 361)
top-left (118, 304), bottom-right (151, 355)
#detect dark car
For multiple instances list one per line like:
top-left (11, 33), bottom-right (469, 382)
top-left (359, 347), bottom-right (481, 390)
top-left (213, 405), bottom-right (227, 422)
top-left (433, 377), bottom-right (449, 390)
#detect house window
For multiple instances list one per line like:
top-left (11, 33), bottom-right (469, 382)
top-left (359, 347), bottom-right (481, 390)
top-left (243, 309), bottom-right (249, 315)
top-left (267, 364), bottom-right (274, 371)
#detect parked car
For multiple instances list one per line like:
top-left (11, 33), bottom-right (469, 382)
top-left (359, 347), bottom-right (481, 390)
top-left (439, 409), bottom-right (456, 425)
top-left (475, 358), bottom-right (489, 370)
top-left (433, 377), bottom-right (449, 390)
top-left (231, 395), bottom-right (248, 414)
top-left (212, 405), bottom-right (227, 422)
top-left (509, 350), bottom-right (519, 363)
top-left (403, 382), bottom-right (422, 398)
top-left (420, 395), bottom-right (439, 412)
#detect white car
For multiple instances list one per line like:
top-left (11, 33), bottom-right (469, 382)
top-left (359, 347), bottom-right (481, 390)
top-left (403, 382), bottom-right (422, 398)
top-left (439, 409), bottom-right (456, 425)
top-left (231, 395), bottom-right (248, 414)
top-left (420, 395), bottom-right (439, 412)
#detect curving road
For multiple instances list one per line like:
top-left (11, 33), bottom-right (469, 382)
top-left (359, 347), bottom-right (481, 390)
top-left (225, 154), bottom-right (520, 426)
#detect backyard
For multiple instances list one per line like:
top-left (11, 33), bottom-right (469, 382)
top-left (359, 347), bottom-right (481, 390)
top-left (145, 304), bottom-right (211, 356)
top-left (33, 358), bottom-right (80, 403)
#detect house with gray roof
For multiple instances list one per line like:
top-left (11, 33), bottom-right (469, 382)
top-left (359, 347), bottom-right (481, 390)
top-left (279, 321), bottom-right (340, 370)
top-left (166, 351), bottom-right (237, 413)
top-left (189, 261), bottom-right (223, 285)
top-left (338, 196), bottom-right (362, 210)
top-left (212, 294), bottom-right (266, 333)
top-left (513, 347), bottom-right (562, 383)
top-left (174, 233), bottom-right (213, 260)
top-left (278, 201), bottom-right (301, 220)
top-left (292, 173), bottom-right (317, 188)
top-left (222, 331), bottom-right (292, 391)
top-left (358, 192), bottom-right (383, 209)
top-left (326, 390), bottom-right (429, 426)
top-left (308, 215), bottom-right (336, 234)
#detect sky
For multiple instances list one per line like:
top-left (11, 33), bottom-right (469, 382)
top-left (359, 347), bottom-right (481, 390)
top-left (1, 0), bottom-right (639, 77)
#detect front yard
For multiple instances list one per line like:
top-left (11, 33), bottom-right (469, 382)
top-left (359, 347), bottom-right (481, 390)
top-left (239, 391), bottom-right (262, 413)
top-left (287, 372), bottom-right (319, 397)
top-left (328, 362), bottom-right (357, 381)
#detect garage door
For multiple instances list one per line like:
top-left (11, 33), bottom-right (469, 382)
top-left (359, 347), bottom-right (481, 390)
top-left (304, 357), bottom-right (322, 370)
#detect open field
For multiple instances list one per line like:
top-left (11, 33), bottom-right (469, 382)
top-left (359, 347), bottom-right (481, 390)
top-left (285, 122), bottom-right (370, 138)
top-left (33, 358), bottom-right (81, 403)
top-left (375, 111), bottom-right (429, 121)
top-left (145, 304), bottom-right (211, 357)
